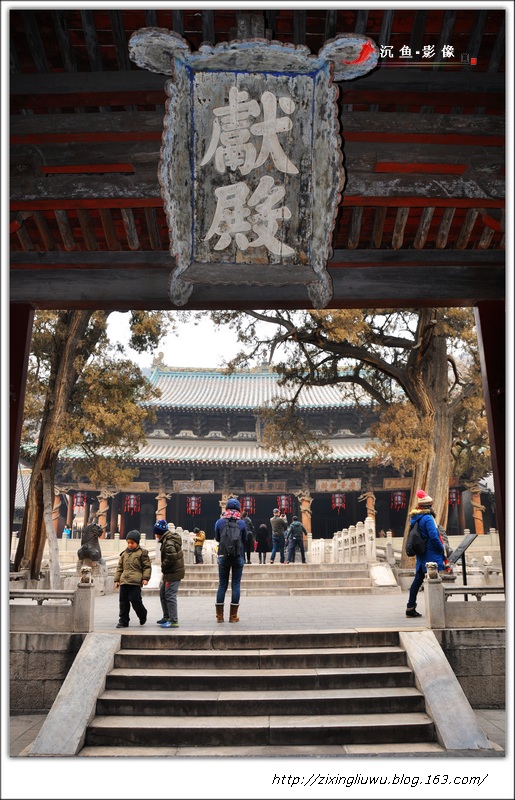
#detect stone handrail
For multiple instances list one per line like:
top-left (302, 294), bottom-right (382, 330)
top-left (424, 567), bottom-right (505, 629)
top-left (9, 588), bottom-right (76, 605)
top-left (9, 582), bottom-right (95, 633)
top-left (308, 517), bottom-right (376, 563)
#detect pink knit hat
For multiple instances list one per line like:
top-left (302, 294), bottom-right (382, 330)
top-left (416, 489), bottom-right (433, 506)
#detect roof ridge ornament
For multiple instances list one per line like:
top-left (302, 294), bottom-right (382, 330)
top-left (129, 29), bottom-right (378, 309)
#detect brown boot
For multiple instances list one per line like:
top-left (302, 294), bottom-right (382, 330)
top-left (215, 604), bottom-right (224, 623)
top-left (229, 603), bottom-right (240, 623)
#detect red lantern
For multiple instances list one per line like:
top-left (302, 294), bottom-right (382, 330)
top-left (331, 493), bottom-right (346, 513)
top-left (240, 496), bottom-right (256, 515)
top-left (276, 495), bottom-right (292, 515)
top-left (74, 491), bottom-right (86, 508)
top-left (449, 488), bottom-right (461, 507)
top-left (390, 491), bottom-right (406, 510)
top-left (124, 494), bottom-right (140, 515)
top-left (186, 496), bottom-right (201, 516)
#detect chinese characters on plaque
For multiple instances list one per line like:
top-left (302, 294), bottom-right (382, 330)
top-left (129, 31), bottom-right (378, 308)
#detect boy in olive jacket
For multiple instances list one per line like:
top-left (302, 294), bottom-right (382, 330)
top-left (114, 530), bottom-right (151, 628)
top-left (153, 520), bottom-right (185, 628)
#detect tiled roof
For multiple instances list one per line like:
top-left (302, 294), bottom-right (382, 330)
top-left (148, 367), bottom-right (359, 411)
top-left (127, 437), bottom-right (373, 465)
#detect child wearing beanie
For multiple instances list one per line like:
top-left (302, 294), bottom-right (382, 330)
top-left (114, 529), bottom-right (151, 627)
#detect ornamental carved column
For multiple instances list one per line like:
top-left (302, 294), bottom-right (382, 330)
top-left (358, 489), bottom-right (376, 533)
top-left (155, 490), bottom-right (171, 523)
top-left (96, 489), bottom-right (116, 537)
top-left (469, 483), bottom-right (485, 535)
top-left (295, 487), bottom-right (313, 534)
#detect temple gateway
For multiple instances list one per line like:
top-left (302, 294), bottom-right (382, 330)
top-left (52, 363), bottom-right (496, 542)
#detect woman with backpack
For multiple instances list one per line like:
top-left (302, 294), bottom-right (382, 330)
top-left (214, 498), bottom-right (247, 623)
top-left (406, 490), bottom-right (446, 618)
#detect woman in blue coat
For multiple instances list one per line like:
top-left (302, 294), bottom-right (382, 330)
top-left (406, 490), bottom-right (445, 617)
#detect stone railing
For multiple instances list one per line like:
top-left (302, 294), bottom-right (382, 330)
top-left (424, 565), bottom-right (505, 629)
top-left (9, 581), bottom-right (95, 633)
top-left (308, 517), bottom-right (376, 563)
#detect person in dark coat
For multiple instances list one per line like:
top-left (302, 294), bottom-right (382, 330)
top-left (153, 519), bottom-right (185, 628)
top-left (214, 498), bottom-right (247, 623)
top-left (256, 523), bottom-right (269, 564)
top-left (406, 490), bottom-right (445, 618)
top-left (241, 510), bottom-right (255, 564)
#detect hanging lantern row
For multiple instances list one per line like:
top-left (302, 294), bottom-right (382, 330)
top-left (124, 494), bottom-right (140, 515)
top-left (390, 490), bottom-right (407, 510)
top-left (449, 488), bottom-right (461, 507)
top-left (73, 491), bottom-right (86, 508)
top-left (276, 495), bottom-right (292, 515)
top-left (331, 493), bottom-right (346, 513)
top-left (186, 495), bottom-right (201, 516)
top-left (239, 495), bottom-right (256, 515)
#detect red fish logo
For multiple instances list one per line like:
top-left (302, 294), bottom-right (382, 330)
top-left (341, 40), bottom-right (375, 65)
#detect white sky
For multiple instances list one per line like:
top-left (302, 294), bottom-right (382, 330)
top-left (107, 311), bottom-right (248, 370)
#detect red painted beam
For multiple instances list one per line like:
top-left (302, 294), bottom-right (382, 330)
top-left (375, 162), bottom-right (468, 175)
top-left (40, 164), bottom-right (134, 174)
top-left (343, 132), bottom-right (504, 147)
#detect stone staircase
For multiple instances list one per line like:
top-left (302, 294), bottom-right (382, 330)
top-left (146, 562), bottom-right (383, 597)
top-left (79, 629), bottom-right (444, 756)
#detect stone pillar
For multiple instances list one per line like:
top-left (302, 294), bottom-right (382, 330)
top-left (73, 581), bottom-right (95, 632)
top-left (424, 563), bottom-right (446, 628)
top-left (155, 490), bottom-right (171, 523)
top-left (470, 484), bottom-right (485, 535)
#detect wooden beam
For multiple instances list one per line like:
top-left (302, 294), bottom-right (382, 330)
top-left (10, 171), bottom-right (504, 204)
top-left (11, 248), bottom-right (504, 270)
top-left (11, 110), bottom-right (504, 141)
top-left (10, 65), bottom-right (504, 100)
top-left (9, 261), bottom-right (504, 309)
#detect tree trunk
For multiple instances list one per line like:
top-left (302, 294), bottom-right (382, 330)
top-left (42, 469), bottom-right (61, 589)
top-left (14, 311), bottom-right (93, 578)
top-left (399, 332), bottom-right (457, 566)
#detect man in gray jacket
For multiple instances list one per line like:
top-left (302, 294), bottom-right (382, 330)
top-left (270, 508), bottom-right (288, 564)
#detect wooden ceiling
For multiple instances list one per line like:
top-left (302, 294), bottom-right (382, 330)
top-left (9, 8), bottom-right (505, 309)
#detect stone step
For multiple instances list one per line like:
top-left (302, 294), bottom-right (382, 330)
top-left (106, 665), bottom-right (415, 692)
top-left (79, 740), bottom-right (446, 757)
top-left (114, 645), bottom-right (408, 670)
top-left (174, 577), bottom-right (373, 588)
top-left (118, 629), bottom-right (402, 650)
top-left (149, 585), bottom-right (376, 597)
top-left (96, 686), bottom-right (425, 717)
top-left (85, 711), bottom-right (436, 748)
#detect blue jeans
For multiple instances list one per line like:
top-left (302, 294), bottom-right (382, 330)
top-left (407, 565), bottom-right (425, 608)
top-left (287, 538), bottom-right (306, 563)
top-left (216, 554), bottom-right (244, 604)
top-left (271, 536), bottom-right (285, 563)
top-left (160, 579), bottom-right (181, 624)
